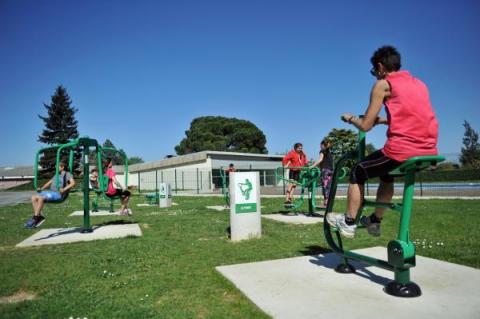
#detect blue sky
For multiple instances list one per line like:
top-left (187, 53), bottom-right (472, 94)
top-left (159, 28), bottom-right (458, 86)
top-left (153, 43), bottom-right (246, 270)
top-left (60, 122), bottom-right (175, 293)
top-left (1, 0), bottom-right (479, 166)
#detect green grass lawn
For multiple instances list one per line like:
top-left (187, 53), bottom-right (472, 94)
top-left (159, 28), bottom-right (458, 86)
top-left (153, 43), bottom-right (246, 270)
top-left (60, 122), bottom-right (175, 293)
top-left (0, 194), bottom-right (479, 318)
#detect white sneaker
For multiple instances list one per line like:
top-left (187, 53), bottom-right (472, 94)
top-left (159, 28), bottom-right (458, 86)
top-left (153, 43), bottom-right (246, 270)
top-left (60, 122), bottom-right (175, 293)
top-left (336, 215), bottom-right (357, 238)
top-left (326, 213), bottom-right (345, 228)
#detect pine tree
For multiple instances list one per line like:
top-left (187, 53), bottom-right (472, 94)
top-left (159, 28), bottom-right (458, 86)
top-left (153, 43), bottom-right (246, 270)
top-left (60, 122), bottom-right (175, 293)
top-left (101, 139), bottom-right (126, 166)
top-left (459, 121), bottom-right (480, 169)
top-left (38, 86), bottom-right (79, 176)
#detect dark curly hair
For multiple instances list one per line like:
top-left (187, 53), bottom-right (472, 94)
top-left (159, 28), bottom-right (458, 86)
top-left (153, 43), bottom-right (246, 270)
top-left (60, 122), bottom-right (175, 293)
top-left (371, 46), bottom-right (401, 72)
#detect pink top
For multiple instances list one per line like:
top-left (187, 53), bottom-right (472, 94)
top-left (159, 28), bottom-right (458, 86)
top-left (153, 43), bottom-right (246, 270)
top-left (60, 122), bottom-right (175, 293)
top-left (105, 168), bottom-right (117, 195)
top-left (382, 71), bottom-right (439, 162)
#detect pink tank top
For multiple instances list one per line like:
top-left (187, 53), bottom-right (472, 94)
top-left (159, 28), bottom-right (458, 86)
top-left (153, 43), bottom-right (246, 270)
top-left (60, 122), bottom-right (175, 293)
top-left (382, 71), bottom-right (439, 162)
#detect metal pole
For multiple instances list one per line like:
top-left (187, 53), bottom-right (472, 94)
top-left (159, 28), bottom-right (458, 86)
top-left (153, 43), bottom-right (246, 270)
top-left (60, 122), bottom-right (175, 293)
top-left (82, 145), bottom-right (92, 233)
top-left (208, 171), bottom-right (212, 190)
top-left (196, 168), bottom-right (199, 194)
top-left (200, 171), bottom-right (203, 190)
top-left (419, 172), bottom-right (423, 197)
top-left (282, 165), bottom-right (286, 195)
top-left (138, 172), bottom-right (141, 194)
top-left (155, 170), bottom-right (158, 192)
top-left (174, 169), bottom-right (178, 194)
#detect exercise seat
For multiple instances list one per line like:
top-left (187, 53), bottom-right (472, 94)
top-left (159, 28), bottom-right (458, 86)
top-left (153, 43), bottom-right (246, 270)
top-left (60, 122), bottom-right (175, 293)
top-left (389, 155), bottom-right (445, 176)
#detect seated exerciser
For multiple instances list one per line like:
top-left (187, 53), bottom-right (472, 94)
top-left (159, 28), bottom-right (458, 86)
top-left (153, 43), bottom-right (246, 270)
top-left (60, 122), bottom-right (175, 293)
top-left (34, 137), bottom-right (100, 233)
top-left (323, 127), bottom-right (444, 297)
top-left (91, 146), bottom-right (129, 212)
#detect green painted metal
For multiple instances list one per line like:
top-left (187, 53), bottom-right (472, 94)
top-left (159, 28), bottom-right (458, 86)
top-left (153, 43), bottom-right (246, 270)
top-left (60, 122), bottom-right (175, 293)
top-left (274, 166), bottom-right (321, 214)
top-left (219, 168), bottom-right (230, 207)
top-left (34, 136), bottom-right (99, 232)
top-left (323, 123), bottom-right (445, 296)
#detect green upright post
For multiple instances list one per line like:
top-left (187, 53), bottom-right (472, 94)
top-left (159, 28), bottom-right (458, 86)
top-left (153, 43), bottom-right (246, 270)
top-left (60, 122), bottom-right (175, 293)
top-left (82, 146), bottom-right (92, 233)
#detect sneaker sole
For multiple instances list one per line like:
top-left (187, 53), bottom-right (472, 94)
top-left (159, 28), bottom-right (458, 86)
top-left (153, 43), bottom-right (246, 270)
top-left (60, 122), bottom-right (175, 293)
top-left (339, 228), bottom-right (355, 238)
top-left (34, 219), bottom-right (46, 228)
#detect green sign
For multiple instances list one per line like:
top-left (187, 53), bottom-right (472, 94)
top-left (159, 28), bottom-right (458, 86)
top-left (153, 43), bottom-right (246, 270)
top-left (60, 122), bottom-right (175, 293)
top-left (235, 203), bottom-right (257, 214)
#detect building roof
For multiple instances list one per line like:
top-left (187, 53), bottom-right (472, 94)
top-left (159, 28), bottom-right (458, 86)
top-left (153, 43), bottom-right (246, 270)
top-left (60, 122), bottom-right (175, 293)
top-left (0, 166), bottom-right (34, 178)
top-left (129, 151), bottom-right (283, 172)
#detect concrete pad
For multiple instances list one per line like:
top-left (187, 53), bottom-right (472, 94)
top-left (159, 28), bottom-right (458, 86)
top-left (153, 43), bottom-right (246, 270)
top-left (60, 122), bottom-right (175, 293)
top-left (262, 213), bottom-right (324, 225)
top-left (137, 202), bottom-right (178, 207)
top-left (206, 205), bottom-right (265, 211)
top-left (69, 210), bottom-right (131, 216)
top-left (206, 205), bottom-right (229, 211)
top-left (216, 246), bottom-right (480, 319)
top-left (16, 224), bottom-right (142, 247)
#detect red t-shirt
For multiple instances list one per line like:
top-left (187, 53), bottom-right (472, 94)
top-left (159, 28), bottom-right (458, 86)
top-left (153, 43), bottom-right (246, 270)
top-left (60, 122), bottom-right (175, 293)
top-left (282, 150), bottom-right (308, 170)
top-left (382, 71), bottom-right (439, 162)
top-left (105, 168), bottom-right (117, 195)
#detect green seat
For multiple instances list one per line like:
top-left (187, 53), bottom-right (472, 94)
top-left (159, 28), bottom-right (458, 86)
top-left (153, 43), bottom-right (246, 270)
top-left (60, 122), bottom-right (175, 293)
top-left (389, 155), bottom-right (445, 176)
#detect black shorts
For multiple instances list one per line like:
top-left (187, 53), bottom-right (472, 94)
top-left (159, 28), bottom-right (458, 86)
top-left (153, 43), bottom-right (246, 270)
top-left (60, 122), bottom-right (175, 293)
top-left (350, 150), bottom-right (402, 185)
top-left (289, 170), bottom-right (301, 182)
top-left (106, 189), bottom-right (131, 198)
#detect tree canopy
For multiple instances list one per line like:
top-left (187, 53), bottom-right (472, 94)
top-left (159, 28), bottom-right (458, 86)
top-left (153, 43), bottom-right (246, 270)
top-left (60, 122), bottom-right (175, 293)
top-left (175, 116), bottom-right (268, 155)
top-left (460, 120), bottom-right (480, 169)
top-left (38, 85), bottom-right (80, 176)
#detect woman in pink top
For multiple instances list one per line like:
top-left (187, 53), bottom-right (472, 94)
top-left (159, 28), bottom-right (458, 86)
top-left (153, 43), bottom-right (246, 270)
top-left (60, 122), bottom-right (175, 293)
top-left (104, 158), bottom-right (131, 215)
top-left (327, 46), bottom-right (439, 238)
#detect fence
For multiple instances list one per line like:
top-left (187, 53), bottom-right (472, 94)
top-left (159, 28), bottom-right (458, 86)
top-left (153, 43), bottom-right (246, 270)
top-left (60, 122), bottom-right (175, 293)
top-left (128, 166), bottom-right (480, 197)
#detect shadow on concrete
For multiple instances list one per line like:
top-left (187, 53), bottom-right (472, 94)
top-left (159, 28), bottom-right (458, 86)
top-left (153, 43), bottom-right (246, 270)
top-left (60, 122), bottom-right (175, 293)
top-left (34, 219), bottom-right (137, 242)
top-left (307, 251), bottom-right (392, 287)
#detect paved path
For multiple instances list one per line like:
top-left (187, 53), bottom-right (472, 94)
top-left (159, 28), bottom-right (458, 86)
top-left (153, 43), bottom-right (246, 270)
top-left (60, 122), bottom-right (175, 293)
top-left (0, 191), bottom-right (35, 207)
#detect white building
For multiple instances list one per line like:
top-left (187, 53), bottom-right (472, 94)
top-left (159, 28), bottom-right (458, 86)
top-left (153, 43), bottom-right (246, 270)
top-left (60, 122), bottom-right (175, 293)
top-left (120, 151), bottom-right (285, 193)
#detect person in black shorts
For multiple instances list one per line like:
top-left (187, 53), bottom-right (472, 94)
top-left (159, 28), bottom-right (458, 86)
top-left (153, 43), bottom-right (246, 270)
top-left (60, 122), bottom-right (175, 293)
top-left (282, 143), bottom-right (308, 205)
top-left (311, 139), bottom-right (334, 207)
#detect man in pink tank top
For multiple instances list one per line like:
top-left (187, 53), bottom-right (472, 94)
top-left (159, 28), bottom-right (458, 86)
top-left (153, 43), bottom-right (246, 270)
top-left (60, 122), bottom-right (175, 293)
top-left (327, 46), bottom-right (439, 238)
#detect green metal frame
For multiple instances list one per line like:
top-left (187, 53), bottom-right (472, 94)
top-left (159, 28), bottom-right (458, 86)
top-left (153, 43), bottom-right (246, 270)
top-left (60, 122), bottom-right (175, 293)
top-left (219, 168), bottom-right (230, 207)
top-left (323, 128), bottom-right (445, 297)
top-left (34, 137), bottom-right (99, 232)
top-left (92, 146), bottom-right (129, 212)
top-left (274, 165), bottom-right (347, 215)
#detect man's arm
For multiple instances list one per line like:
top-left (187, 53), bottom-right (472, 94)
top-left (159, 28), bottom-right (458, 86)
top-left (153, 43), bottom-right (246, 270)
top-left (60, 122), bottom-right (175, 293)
top-left (60, 175), bottom-right (75, 194)
top-left (342, 79), bottom-right (390, 132)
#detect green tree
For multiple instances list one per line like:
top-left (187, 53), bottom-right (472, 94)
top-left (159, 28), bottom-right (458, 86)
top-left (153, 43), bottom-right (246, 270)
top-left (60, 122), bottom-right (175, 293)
top-left (325, 128), bottom-right (358, 158)
top-left (101, 139), bottom-right (126, 166)
top-left (128, 156), bottom-right (144, 165)
top-left (324, 128), bottom-right (358, 171)
top-left (366, 143), bottom-right (377, 156)
top-left (175, 116), bottom-right (268, 155)
top-left (38, 85), bottom-right (80, 176)
top-left (459, 121), bottom-right (480, 168)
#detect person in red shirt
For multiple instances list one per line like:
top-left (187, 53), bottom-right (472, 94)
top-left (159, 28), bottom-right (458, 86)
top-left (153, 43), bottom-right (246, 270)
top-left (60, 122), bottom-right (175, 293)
top-left (282, 143), bottom-right (308, 205)
top-left (224, 163), bottom-right (236, 187)
top-left (327, 46), bottom-right (439, 238)
top-left (104, 158), bottom-right (131, 215)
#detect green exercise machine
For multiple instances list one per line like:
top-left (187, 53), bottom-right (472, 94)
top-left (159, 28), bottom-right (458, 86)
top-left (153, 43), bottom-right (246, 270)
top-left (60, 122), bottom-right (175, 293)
top-left (323, 127), bottom-right (444, 297)
top-left (34, 137), bottom-right (99, 233)
top-left (275, 165), bottom-right (347, 215)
